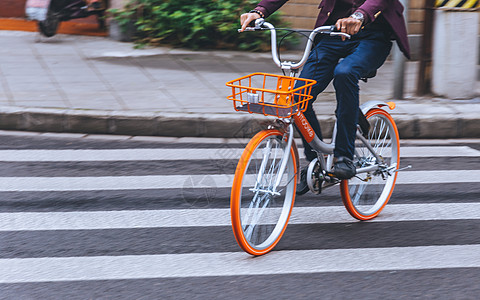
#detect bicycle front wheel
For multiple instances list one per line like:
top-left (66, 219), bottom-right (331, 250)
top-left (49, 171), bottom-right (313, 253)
top-left (231, 129), bottom-right (297, 255)
top-left (341, 108), bottom-right (400, 220)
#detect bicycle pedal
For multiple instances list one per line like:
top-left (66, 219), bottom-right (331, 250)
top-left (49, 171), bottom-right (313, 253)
top-left (324, 172), bottom-right (340, 182)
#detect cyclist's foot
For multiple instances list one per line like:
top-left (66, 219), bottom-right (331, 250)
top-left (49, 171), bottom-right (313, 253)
top-left (87, 0), bottom-right (104, 11)
top-left (333, 157), bottom-right (356, 180)
top-left (296, 166), bottom-right (309, 195)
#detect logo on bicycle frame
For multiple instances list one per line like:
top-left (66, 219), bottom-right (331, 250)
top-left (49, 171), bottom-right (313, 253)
top-left (296, 113), bottom-right (315, 141)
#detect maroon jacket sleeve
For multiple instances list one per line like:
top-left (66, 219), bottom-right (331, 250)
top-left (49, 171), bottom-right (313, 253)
top-left (255, 0), bottom-right (289, 18)
top-left (356, 0), bottom-right (394, 24)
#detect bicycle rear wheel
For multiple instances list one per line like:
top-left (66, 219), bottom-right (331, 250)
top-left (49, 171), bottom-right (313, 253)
top-left (341, 108), bottom-right (400, 220)
top-left (231, 129), bottom-right (297, 255)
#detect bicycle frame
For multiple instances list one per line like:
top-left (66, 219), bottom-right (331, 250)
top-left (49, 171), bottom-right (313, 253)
top-left (285, 109), bottom-right (382, 178)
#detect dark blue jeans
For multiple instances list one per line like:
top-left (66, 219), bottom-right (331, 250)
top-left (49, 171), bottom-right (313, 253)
top-left (297, 29), bottom-right (392, 161)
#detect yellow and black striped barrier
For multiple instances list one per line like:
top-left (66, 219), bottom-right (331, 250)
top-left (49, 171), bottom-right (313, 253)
top-left (435, 0), bottom-right (479, 8)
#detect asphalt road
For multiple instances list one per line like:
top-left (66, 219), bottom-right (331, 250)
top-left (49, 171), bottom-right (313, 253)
top-left (0, 131), bottom-right (479, 299)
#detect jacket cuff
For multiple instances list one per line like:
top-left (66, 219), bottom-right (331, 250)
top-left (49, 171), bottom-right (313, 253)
top-left (356, 8), bottom-right (384, 26)
top-left (254, 6), bottom-right (269, 18)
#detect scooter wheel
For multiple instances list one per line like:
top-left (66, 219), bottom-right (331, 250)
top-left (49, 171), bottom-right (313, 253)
top-left (38, 6), bottom-right (60, 37)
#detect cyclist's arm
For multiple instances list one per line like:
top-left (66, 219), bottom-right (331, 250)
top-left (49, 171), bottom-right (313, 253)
top-left (255, 0), bottom-right (288, 19)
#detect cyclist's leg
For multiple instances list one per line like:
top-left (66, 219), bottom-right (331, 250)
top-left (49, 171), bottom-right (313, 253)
top-left (295, 38), bottom-right (343, 161)
top-left (333, 30), bottom-right (393, 161)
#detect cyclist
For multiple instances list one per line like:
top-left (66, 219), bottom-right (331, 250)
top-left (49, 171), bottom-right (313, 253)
top-left (240, 0), bottom-right (410, 194)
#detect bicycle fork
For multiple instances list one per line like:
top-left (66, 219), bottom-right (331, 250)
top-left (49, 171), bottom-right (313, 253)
top-left (273, 124), bottom-right (295, 193)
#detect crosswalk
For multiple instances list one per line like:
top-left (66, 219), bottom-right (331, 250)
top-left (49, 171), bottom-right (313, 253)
top-left (0, 134), bottom-right (480, 297)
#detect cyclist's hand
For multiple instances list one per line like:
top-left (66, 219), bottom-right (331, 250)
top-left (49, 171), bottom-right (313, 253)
top-left (240, 12), bottom-right (260, 32)
top-left (336, 17), bottom-right (362, 40)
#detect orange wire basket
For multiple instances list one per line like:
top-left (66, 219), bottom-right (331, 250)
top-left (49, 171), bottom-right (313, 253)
top-left (226, 73), bottom-right (316, 118)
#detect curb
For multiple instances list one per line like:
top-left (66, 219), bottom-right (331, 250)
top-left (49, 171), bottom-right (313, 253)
top-left (0, 106), bottom-right (478, 139)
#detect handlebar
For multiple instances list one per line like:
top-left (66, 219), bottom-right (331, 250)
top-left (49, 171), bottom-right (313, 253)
top-left (240, 19), bottom-right (351, 71)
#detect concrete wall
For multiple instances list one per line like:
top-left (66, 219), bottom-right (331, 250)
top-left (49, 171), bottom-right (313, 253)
top-left (109, 0), bottom-right (128, 10)
top-left (0, 0), bottom-right (27, 18)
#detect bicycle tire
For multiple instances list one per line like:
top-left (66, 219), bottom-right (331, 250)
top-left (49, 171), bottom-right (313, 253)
top-left (231, 129), bottom-right (298, 255)
top-left (340, 108), bottom-right (400, 220)
top-left (38, 2), bottom-right (60, 37)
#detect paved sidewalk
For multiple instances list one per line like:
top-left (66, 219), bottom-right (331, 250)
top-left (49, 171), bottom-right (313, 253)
top-left (0, 30), bottom-right (479, 138)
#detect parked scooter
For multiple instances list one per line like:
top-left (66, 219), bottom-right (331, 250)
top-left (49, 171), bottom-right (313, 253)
top-left (26, 0), bottom-right (108, 37)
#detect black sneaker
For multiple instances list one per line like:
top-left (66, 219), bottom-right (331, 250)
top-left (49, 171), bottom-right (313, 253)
top-left (296, 166), bottom-right (309, 195)
top-left (333, 157), bottom-right (356, 180)
top-left (87, 1), bottom-right (104, 11)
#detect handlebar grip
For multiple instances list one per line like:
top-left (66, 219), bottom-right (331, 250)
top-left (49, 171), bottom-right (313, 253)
top-left (238, 19), bottom-right (265, 32)
top-left (329, 25), bottom-right (339, 32)
top-left (239, 28), bottom-right (254, 32)
top-left (241, 20), bottom-right (260, 31)
top-left (328, 25), bottom-right (351, 39)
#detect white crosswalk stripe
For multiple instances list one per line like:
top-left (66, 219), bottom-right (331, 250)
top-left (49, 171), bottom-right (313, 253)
top-left (0, 146), bottom-right (477, 161)
top-left (1, 142), bottom-right (479, 288)
top-left (1, 203), bottom-right (480, 231)
top-left (0, 170), bottom-right (477, 191)
top-left (2, 244), bottom-right (480, 283)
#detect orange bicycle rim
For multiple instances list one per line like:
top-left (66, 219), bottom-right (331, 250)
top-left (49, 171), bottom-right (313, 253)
top-left (231, 129), bottom-right (298, 255)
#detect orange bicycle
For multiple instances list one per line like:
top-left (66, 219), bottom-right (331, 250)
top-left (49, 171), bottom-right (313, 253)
top-left (226, 19), bottom-right (403, 256)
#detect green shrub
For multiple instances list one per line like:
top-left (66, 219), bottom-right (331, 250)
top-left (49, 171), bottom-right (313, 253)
top-left (109, 0), bottom-right (297, 51)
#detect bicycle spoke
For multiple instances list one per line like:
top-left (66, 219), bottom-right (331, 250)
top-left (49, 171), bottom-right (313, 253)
top-left (244, 193), bottom-right (272, 240)
top-left (376, 123), bottom-right (390, 156)
top-left (242, 191), bottom-right (262, 230)
top-left (352, 183), bottom-right (368, 205)
top-left (276, 164), bottom-right (297, 194)
top-left (265, 143), bottom-right (279, 190)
